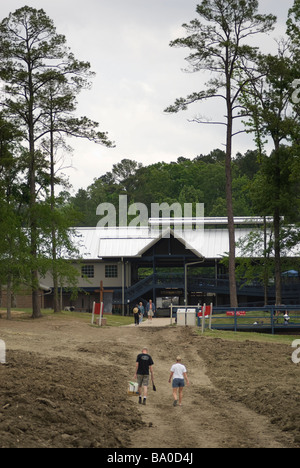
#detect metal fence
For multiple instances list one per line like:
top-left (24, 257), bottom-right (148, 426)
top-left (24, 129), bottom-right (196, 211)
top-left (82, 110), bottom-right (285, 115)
top-left (171, 304), bottom-right (300, 335)
top-left (211, 305), bottom-right (300, 334)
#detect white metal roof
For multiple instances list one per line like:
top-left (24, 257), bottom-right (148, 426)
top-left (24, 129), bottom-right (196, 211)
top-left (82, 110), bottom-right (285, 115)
top-left (148, 216), bottom-right (276, 225)
top-left (71, 226), bottom-right (272, 260)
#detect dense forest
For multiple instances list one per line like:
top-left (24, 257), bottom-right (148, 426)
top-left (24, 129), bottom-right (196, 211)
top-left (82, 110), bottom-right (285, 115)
top-left (69, 149), bottom-right (263, 226)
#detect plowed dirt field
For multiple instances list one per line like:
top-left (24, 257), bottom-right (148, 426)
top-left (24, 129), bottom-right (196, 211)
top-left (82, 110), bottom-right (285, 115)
top-left (0, 314), bottom-right (299, 448)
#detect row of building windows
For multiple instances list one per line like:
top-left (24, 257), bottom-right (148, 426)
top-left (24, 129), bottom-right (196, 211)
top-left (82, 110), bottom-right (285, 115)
top-left (81, 265), bottom-right (118, 279)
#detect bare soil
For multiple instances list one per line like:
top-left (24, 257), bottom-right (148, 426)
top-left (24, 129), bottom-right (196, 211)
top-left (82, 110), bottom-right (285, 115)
top-left (0, 314), bottom-right (299, 448)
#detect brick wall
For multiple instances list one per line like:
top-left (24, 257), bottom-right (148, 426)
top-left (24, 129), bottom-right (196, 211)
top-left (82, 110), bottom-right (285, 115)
top-left (1, 289), bottom-right (45, 309)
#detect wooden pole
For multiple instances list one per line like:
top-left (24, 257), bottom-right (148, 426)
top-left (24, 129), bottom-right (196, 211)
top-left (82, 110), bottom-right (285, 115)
top-left (99, 281), bottom-right (104, 326)
top-left (91, 301), bottom-right (95, 325)
top-left (202, 303), bottom-right (206, 334)
top-left (209, 303), bottom-right (213, 330)
top-left (100, 281), bottom-right (104, 304)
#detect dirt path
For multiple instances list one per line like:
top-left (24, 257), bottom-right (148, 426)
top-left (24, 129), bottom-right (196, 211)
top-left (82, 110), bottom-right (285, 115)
top-left (0, 314), bottom-right (298, 448)
top-left (127, 326), bottom-right (291, 449)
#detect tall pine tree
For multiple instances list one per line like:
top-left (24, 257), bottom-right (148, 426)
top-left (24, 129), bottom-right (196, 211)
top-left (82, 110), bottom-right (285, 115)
top-left (165, 0), bottom-right (276, 306)
top-left (0, 7), bottom-right (113, 317)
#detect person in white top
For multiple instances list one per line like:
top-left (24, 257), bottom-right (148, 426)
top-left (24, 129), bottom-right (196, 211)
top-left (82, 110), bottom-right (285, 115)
top-left (168, 356), bottom-right (189, 407)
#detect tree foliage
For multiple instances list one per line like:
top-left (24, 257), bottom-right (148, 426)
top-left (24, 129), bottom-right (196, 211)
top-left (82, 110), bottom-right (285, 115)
top-left (0, 7), bottom-right (113, 317)
top-left (70, 150), bottom-right (261, 227)
top-left (164, 0), bottom-right (276, 307)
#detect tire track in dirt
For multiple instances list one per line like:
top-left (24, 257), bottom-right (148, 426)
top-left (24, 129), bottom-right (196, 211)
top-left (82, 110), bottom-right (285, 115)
top-left (125, 327), bottom-right (293, 448)
top-left (0, 316), bottom-right (296, 448)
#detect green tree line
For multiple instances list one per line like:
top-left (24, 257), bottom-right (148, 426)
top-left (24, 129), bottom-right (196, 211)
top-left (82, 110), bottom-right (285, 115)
top-left (70, 150), bottom-right (263, 226)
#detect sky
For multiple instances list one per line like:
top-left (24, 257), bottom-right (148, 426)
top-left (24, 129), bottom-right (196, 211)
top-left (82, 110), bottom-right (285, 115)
top-left (0, 0), bottom-right (295, 193)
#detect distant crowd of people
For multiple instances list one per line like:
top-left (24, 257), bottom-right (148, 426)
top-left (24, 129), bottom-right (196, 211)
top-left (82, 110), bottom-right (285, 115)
top-left (132, 299), bottom-right (156, 326)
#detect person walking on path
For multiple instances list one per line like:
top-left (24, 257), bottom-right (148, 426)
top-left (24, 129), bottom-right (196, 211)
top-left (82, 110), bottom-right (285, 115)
top-left (133, 305), bottom-right (140, 326)
top-left (138, 302), bottom-right (145, 324)
top-left (134, 347), bottom-right (154, 405)
top-left (169, 356), bottom-right (189, 407)
top-left (146, 300), bottom-right (156, 321)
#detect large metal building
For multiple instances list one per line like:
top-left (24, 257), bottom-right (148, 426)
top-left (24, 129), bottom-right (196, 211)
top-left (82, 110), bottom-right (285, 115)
top-left (41, 217), bottom-right (300, 313)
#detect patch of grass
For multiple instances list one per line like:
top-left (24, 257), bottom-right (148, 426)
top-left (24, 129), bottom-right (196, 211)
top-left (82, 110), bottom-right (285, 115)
top-left (0, 308), bottom-right (134, 327)
top-left (0, 308), bottom-right (91, 321)
top-left (92, 314), bottom-right (134, 327)
top-left (210, 310), bottom-right (300, 326)
top-left (196, 327), bottom-right (299, 345)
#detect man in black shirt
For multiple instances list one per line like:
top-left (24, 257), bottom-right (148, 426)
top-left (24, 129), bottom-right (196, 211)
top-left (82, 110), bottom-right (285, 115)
top-left (134, 347), bottom-right (154, 405)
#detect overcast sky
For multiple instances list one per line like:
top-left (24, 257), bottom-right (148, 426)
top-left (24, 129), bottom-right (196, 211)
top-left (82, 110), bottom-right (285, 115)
top-left (0, 0), bottom-right (295, 193)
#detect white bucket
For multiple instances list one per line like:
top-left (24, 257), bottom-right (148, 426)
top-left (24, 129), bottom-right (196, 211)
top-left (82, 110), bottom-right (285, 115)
top-left (128, 381), bottom-right (139, 394)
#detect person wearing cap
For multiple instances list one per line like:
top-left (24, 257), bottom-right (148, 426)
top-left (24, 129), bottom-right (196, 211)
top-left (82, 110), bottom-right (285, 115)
top-left (168, 356), bottom-right (189, 407)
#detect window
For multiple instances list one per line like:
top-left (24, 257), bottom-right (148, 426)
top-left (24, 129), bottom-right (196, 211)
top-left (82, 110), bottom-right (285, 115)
top-left (81, 265), bottom-right (94, 278)
top-left (105, 265), bottom-right (118, 278)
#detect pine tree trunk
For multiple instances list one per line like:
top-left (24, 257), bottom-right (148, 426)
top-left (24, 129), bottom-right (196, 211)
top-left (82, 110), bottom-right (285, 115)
top-left (29, 117), bottom-right (41, 319)
top-left (274, 207), bottom-right (282, 305)
top-left (273, 147), bottom-right (282, 306)
top-left (225, 73), bottom-right (238, 308)
top-left (6, 275), bottom-right (12, 320)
